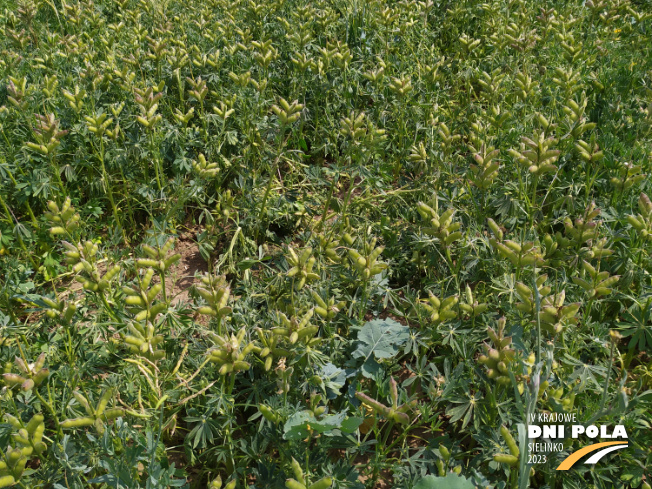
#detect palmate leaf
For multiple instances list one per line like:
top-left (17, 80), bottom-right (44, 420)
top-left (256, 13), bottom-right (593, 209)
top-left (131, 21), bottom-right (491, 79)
top-left (562, 353), bottom-right (607, 389)
top-left (353, 319), bottom-right (409, 377)
top-left (445, 391), bottom-right (480, 430)
top-left (617, 298), bottom-right (652, 352)
top-left (184, 412), bottom-right (221, 449)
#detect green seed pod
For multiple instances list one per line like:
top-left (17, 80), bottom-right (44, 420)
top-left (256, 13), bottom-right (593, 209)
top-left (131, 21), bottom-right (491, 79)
top-left (61, 417), bottom-right (95, 428)
top-left (0, 476), bottom-right (15, 488)
top-left (4, 414), bottom-right (22, 429)
top-left (3, 373), bottom-right (25, 387)
top-left (219, 364), bottom-right (234, 375)
top-left (33, 369), bottom-right (50, 385)
top-left (26, 414), bottom-right (44, 434)
top-left (286, 480), bottom-right (306, 489)
top-left (63, 304), bottom-right (77, 322)
top-left (95, 418), bottom-right (105, 435)
top-left (500, 425), bottom-right (519, 457)
top-left (7, 447), bottom-right (22, 463)
top-left (259, 404), bottom-right (279, 423)
top-left (487, 218), bottom-right (503, 241)
top-left (103, 408), bottom-right (124, 420)
top-left (439, 444), bottom-right (451, 462)
top-left (291, 457), bottom-right (305, 485)
top-left (31, 440), bottom-right (46, 455)
top-left (494, 454), bottom-right (519, 466)
top-left (224, 480), bottom-right (236, 489)
top-left (308, 477), bottom-right (332, 489)
top-left (488, 349), bottom-right (500, 362)
top-left (232, 361), bottom-right (250, 371)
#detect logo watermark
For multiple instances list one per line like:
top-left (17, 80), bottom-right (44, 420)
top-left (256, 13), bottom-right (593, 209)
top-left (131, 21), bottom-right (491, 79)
top-left (526, 412), bottom-right (628, 470)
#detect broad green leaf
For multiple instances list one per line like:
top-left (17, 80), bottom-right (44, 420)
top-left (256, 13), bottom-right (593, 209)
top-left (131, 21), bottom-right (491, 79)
top-left (353, 318), bottom-right (409, 363)
top-left (283, 411), bottom-right (347, 440)
top-left (413, 474), bottom-right (475, 489)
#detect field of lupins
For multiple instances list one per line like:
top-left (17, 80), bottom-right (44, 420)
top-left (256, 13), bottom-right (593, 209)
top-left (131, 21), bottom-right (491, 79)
top-left (0, 0), bottom-right (651, 487)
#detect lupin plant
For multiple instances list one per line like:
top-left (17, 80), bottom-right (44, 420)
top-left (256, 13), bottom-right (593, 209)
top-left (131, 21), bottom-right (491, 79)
top-left (4, 413), bottom-right (47, 457)
top-left (209, 475), bottom-right (236, 489)
top-left (575, 138), bottom-right (604, 166)
top-left (122, 268), bottom-right (167, 360)
top-left (271, 98), bottom-right (303, 126)
top-left (6, 76), bottom-right (28, 111)
top-left (563, 202), bottom-right (601, 248)
top-left (193, 153), bottom-right (220, 178)
top-left (508, 131), bottom-right (560, 177)
top-left (316, 234), bottom-right (342, 264)
top-left (610, 162), bottom-right (647, 193)
top-left (546, 384), bottom-right (577, 413)
top-left (420, 292), bottom-right (458, 326)
top-left (26, 113), bottom-right (68, 157)
top-left (273, 309), bottom-right (319, 346)
top-left (136, 237), bottom-right (181, 303)
top-left (459, 284), bottom-right (488, 319)
top-left (25, 113), bottom-right (68, 192)
top-left (0, 442), bottom-right (34, 488)
top-left (3, 353), bottom-right (49, 391)
top-left (62, 85), bottom-right (86, 113)
top-left (355, 377), bottom-right (417, 426)
top-left (44, 196), bottom-right (80, 236)
top-left (562, 93), bottom-right (596, 138)
top-left (478, 317), bottom-right (517, 385)
top-left (207, 327), bottom-right (255, 376)
top-left (195, 273), bottom-right (232, 333)
top-left (572, 260), bottom-right (619, 298)
top-left (134, 83), bottom-right (165, 190)
top-left (346, 235), bottom-right (388, 281)
top-left (63, 240), bottom-right (121, 294)
top-left (255, 327), bottom-right (291, 371)
top-left (259, 403), bottom-right (282, 424)
top-left (286, 246), bottom-right (319, 290)
top-left (488, 219), bottom-right (544, 270)
top-left (627, 193), bottom-right (652, 240)
top-left (408, 141), bottom-right (428, 173)
top-left (311, 290), bottom-right (345, 321)
top-left (285, 457), bottom-right (332, 489)
top-left (60, 389), bottom-right (124, 435)
top-left (40, 295), bottom-right (77, 324)
top-left (134, 84), bottom-right (164, 129)
top-left (493, 425), bottom-right (520, 467)
top-left (469, 144), bottom-right (501, 191)
top-left (416, 202), bottom-right (464, 251)
top-left (0, 0), bottom-right (650, 485)
top-left (437, 121), bottom-right (461, 159)
top-left (515, 278), bottom-right (581, 335)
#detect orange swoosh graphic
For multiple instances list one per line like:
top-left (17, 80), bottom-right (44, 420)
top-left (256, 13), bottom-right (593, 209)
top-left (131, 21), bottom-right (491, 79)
top-left (556, 441), bottom-right (627, 471)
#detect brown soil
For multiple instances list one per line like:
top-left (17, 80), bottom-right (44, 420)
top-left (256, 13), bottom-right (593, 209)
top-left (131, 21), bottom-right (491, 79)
top-left (167, 232), bottom-right (208, 306)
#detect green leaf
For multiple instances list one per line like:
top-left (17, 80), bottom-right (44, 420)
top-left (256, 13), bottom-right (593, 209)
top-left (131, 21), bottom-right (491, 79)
top-left (353, 318), bottom-right (409, 364)
top-left (413, 474), bottom-right (475, 489)
top-left (283, 411), bottom-right (348, 440)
